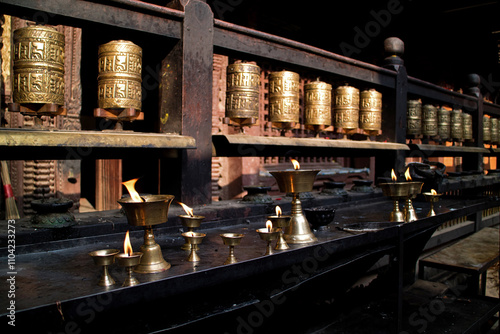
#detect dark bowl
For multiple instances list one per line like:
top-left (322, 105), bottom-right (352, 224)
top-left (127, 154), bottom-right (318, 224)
top-left (304, 207), bottom-right (336, 229)
top-left (31, 198), bottom-right (74, 214)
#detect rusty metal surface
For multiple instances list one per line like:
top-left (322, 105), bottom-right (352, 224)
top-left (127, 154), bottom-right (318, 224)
top-left (0, 128), bottom-right (195, 148)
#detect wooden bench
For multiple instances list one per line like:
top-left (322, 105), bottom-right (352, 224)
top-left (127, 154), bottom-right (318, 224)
top-left (418, 227), bottom-right (499, 296)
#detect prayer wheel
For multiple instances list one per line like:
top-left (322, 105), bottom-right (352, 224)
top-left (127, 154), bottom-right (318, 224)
top-left (359, 89), bottom-right (382, 132)
top-left (334, 85), bottom-right (359, 130)
top-left (97, 40), bottom-right (142, 110)
top-left (268, 70), bottom-right (300, 124)
top-left (406, 100), bottom-right (422, 136)
top-left (483, 116), bottom-right (491, 143)
top-left (437, 106), bottom-right (451, 141)
top-left (450, 109), bottom-right (463, 141)
top-left (490, 118), bottom-right (498, 144)
top-left (462, 112), bottom-right (473, 141)
top-left (422, 104), bottom-right (438, 137)
top-left (225, 62), bottom-right (260, 120)
top-left (13, 25), bottom-right (65, 106)
top-left (304, 80), bottom-right (332, 127)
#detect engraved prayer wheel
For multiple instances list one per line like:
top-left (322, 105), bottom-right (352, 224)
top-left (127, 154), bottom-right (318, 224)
top-left (462, 112), bottom-right (473, 141)
top-left (268, 71), bottom-right (300, 124)
top-left (225, 62), bottom-right (260, 120)
top-left (359, 89), bottom-right (382, 132)
top-left (334, 85), bottom-right (359, 130)
top-left (304, 80), bottom-right (332, 126)
top-left (490, 118), bottom-right (498, 144)
top-left (407, 100), bottom-right (422, 136)
top-left (422, 104), bottom-right (438, 137)
top-left (97, 40), bottom-right (142, 110)
top-left (437, 106), bottom-right (451, 141)
top-left (451, 109), bottom-right (463, 141)
top-left (13, 25), bottom-right (65, 105)
top-left (483, 116), bottom-right (491, 143)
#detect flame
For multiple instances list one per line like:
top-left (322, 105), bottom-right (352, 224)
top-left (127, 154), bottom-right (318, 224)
top-left (275, 206), bottom-right (282, 217)
top-left (291, 158), bottom-right (300, 170)
top-left (122, 178), bottom-right (143, 202)
top-left (431, 189), bottom-right (437, 195)
top-left (391, 169), bottom-right (397, 181)
top-left (178, 202), bottom-right (194, 217)
top-left (124, 231), bottom-right (133, 256)
top-left (266, 220), bottom-right (273, 232)
top-left (405, 167), bottom-right (412, 181)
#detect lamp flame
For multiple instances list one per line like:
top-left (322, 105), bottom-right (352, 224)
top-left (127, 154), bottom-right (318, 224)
top-left (391, 169), bottom-right (397, 181)
top-left (124, 231), bottom-right (133, 256)
top-left (431, 189), bottom-right (437, 195)
top-left (266, 220), bottom-right (273, 232)
top-left (291, 158), bottom-right (300, 170)
top-left (178, 202), bottom-right (194, 217)
top-left (122, 178), bottom-right (143, 202)
top-left (275, 206), bottom-right (282, 217)
top-left (405, 167), bottom-right (412, 181)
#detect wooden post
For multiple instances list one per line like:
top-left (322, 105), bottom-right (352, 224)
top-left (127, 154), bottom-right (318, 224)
top-left (159, 1), bottom-right (213, 204)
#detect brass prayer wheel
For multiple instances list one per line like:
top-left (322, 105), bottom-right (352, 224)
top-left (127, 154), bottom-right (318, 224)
top-left (462, 112), bottom-right (473, 140)
top-left (304, 80), bottom-right (332, 126)
top-left (422, 104), bottom-right (438, 137)
top-left (334, 85), bottom-right (359, 130)
top-left (268, 70), bottom-right (300, 124)
top-left (225, 62), bottom-right (260, 120)
top-left (407, 100), bottom-right (422, 136)
top-left (450, 109), bottom-right (463, 141)
top-left (490, 118), bottom-right (498, 144)
top-left (483, 116), bottom-right (491, 143)
top-left (13, 25), bottom-right (65, 105)
top-left (97, 40), bottom-right (142, 110)
top-left (437, 106), bottom-right (451, 141)
top-left (359, 89), bottom-right (382, 132)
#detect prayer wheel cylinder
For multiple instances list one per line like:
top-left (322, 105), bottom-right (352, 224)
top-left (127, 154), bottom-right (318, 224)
top-left (334, 85), bottom-right (359, 130)
top-left (462, 112), bottom-right (473, 141)
top-left (406, 100), bottom-right (422, 136)
top-left (490, 118), bottom-right (498, 144)
top-left (483, 116), bottom-right (491, 143)
top-left (268, 71), bottom-right (300, 123)
top-left (359, 89), bottom-right (382, 132)
top-left (451, 109), bottom-right (463, 141)
top-left (13, 25), bottom-right (65, 105)
top-left (437, 107), bottom-right (451, 141)
top-left (225, 62), bottom-right (260, 120)
top-left (422, 104), bottom-right (438, 137)
top-left (97, 40), bottom-right (142, 110)
top-left (304, 80), bottom-right (332, 126)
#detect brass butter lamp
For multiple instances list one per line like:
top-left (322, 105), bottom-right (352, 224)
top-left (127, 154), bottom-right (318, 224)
top-left (220, 233), bottom-right (244, 265)
top-left (256, 221), bottom-right (281, 255)
top-left (266, 206), bottom-right (291, 250)
top-left (182, 232), bottom-right (206, 262)
top-left (115, 231), bottom-right (143, 286)
top-left (118, 179), bottom-right (174, 274)
top-left (89, 249), bottom-right (120, 287)
top-left (423, 189), bottom-right (442, 217)
top-left (178, 202), bottom-right (205, 251)
top-left (379, 170), bottom-right (411, 223)
top-left (270, 159), bottom-right (319, 244)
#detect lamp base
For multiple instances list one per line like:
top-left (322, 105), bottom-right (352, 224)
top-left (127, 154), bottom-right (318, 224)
top-left (284, 194), bottom-right (317, 244)
top-left (134, 226), bottom-right (171, 274)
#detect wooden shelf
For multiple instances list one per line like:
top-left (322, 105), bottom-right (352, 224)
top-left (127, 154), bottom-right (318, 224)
top-left (0, 128), bottom-right (195, 159)
top-left (212, 134), bottom-right (409, 157)
top-left (408, 143), bottom-right (489, 157)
